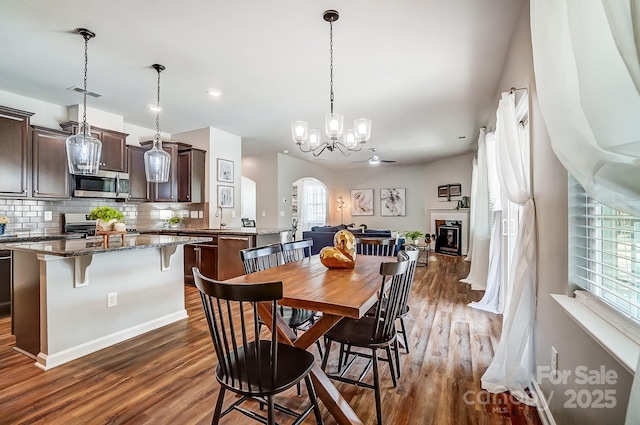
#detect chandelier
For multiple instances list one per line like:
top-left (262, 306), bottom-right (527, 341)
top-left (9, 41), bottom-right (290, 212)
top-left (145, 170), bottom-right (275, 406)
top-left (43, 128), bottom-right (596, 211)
top-left (65, 28), bottom-right (102, 175)
top-left (144, 64), bottom-right (171, 183)
top-left (291, 10), bottom-right (371, 156)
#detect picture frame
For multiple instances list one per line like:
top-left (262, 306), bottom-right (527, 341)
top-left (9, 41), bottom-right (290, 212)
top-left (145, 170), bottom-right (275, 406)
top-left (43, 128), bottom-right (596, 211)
top-left (217, 159), bottom-right (234, 183)
top-left (380, 188), bottom-right (406, 217)
top-left (437, 185), bottom-right (449, 198)
top-left (350, 189), bottom-right (374, 216)
top-left (217, 185), bottom-right (234, 208)
top-left (448, 183), bottom-right (462, 197)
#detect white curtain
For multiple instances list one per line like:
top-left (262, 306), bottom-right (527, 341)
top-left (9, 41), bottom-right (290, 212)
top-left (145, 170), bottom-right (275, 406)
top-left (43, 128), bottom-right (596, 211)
top-left (531, 0), bottom-right (640, 216)
top-left (469, 132), bottom-right (503, 314)
top-left (481, 92), bottom-right (537, 405)
top-left (465, 156), bottom-right (478, 262)
top-left (460, 129), bottom-right (490, 290)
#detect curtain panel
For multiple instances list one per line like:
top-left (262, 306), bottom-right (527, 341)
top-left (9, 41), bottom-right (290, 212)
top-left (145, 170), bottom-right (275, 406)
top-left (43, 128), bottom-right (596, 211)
top-left (481, 92), bottom-right (537, 405)
top-left (531, 0), bottom-right (640, 216)
top-left (460, 129), bottom-right (491, 290)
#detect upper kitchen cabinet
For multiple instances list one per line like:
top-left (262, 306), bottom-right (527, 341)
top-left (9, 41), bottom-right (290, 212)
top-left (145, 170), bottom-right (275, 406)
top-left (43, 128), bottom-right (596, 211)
top-left (60, 121), bottom-right (128, 172)
top-left (31, 126), bottom-right (71, 199)
top-left (0, 106), bottom-right (33, 198)
top-left (178, 148), bottom-right (205, 203)
top-left (127, 145), bottom-right (150, 202)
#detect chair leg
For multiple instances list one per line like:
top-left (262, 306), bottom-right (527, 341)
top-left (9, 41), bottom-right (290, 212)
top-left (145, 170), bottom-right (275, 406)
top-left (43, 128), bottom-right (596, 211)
top-left (393, 339), bottom-right (402, 379)
top-left (385, 346), bottom-right (397, 387)
top-left (399, 317), bottom-right (409, 353)
top-left (321, 339), bottom-right (332, 370)
top-left (267, 395), bottom-right (275, 425)
top-left (371, 348), bottom-right (384, 425)
top-left (304, 375), bottom-right (323, 425)
top-left (211, 387), bottom-right (226, 425)
top-left (315, 339), bottom-right (324, 358)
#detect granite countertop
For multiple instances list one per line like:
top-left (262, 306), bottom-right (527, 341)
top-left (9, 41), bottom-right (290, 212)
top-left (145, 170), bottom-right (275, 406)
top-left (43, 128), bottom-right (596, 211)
top-left (2, 234), bottom-right (212, 257)
top-left (140, 227), bottom-right (290, 236)
top-left (0, 233), bottom-right (85, 244)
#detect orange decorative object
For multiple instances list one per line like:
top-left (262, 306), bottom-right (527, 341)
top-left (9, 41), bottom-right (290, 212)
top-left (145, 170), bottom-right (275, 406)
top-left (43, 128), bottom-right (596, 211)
top-left (320, 230), bottom-right (356, 269)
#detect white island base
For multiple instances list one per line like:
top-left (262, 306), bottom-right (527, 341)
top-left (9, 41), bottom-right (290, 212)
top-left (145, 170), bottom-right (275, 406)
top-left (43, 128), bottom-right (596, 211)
top-left (12, 243), bottom-right (187, 370)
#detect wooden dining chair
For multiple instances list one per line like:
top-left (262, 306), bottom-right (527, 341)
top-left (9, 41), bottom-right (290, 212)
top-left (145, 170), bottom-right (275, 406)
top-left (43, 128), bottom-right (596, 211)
top-left (320, 257), bottom-right (410, 425)
top-left (193, 267), bottom-right (323, 425)
top-left (240, 243), bottom-right (321, 373)
top-left (365, 248), bottom-right (419, 377)
top-left (356, 237), bottom-right (397, 256)
top-left (281, 238), bottom-right (313, 263)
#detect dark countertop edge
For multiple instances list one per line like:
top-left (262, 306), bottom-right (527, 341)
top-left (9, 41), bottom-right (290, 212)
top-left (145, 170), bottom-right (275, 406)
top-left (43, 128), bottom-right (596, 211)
top-left (139, 228), bottom-right (290, 236)
top-left (0, 233), bottom-right (85, 244)
top-left (3, 235), bottom-right (212, 257)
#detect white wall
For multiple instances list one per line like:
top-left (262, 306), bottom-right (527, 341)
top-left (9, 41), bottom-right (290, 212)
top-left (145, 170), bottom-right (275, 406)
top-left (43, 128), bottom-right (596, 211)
top-left (0, 89), bottom-right (68, 129)
top-left (423, 152), bottom-right (474, 212)
top-left (497, 3), bottom-right (633, 423)
top-left (242, 154), bottom-right (279, 228)
top-left (241, 176), bottom-right (256, 220)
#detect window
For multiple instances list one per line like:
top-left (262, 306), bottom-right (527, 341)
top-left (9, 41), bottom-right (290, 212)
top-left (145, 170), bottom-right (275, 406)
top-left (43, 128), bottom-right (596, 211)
top-left (303, 180), bottom-right (327, 228)
top-left (569, 176), bottom-right (640, 324)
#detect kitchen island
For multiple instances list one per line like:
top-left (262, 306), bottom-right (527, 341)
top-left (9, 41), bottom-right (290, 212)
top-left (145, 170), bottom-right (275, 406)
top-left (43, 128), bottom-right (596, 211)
top-left (143, 227), bottom-right (290, 283)
top-left (5, 234), bottom-right (210, 370)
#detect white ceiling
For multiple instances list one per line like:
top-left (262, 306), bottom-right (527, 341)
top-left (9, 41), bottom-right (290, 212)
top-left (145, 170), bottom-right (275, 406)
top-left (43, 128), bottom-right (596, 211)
top-left (0, 0), bottom-right (525, 168)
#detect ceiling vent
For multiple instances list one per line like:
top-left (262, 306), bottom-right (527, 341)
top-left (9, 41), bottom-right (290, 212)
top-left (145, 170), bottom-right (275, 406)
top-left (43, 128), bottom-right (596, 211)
top-left (67, 86), bottom-right (103, 98)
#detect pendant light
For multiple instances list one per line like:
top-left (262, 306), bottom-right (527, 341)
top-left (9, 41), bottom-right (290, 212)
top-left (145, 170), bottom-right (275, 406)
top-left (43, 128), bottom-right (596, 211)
top-left (65, 28), bottom-right (102, 175)
top-left (291, 10), bottom-right (372, 157)
top-left (144, 64), bottom-right (171, 183)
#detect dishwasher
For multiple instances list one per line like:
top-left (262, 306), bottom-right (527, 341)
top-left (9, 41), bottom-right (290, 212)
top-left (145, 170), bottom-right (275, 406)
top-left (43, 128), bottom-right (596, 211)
top-left (0, 249), bottom-right (10, 317)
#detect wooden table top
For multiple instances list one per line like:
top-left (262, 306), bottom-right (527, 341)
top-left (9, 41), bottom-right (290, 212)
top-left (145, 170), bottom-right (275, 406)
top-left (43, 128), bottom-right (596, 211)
top-left (225, 255), bottom-right (389, 319)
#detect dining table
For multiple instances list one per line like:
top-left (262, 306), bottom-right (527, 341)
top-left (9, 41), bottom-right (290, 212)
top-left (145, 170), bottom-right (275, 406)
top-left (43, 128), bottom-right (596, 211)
top-left (224, 253), bottom-right (391, 425)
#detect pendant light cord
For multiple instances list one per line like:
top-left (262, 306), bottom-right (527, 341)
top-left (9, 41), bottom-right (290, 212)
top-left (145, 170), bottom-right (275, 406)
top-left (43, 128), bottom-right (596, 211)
top-left (329, 19), bottom-right (334, 115)
top-left (155, 68), bottom-right (161, 144)
top-left (82, 34), bottom-right (89, 125)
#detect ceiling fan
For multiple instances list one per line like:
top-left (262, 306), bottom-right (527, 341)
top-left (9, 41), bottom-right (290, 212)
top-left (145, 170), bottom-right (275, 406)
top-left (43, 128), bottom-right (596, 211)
top-left (355, 148), bottom-right (396, 165)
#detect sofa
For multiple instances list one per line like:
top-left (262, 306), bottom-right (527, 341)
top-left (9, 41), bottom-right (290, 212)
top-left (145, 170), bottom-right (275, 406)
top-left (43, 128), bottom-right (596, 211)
top-left (301, 225), bottom-right (404, 255)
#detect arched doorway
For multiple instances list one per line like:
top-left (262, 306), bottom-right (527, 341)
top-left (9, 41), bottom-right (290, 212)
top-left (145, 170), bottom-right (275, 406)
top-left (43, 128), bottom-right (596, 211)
top-left (292, 177), bottom-right (327, 240)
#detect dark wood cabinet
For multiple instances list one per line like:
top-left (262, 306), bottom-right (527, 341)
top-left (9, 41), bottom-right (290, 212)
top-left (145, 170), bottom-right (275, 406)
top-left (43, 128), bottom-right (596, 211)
top-left (178, 148), bottom-right (206, 202)
top-left (182, 234), bottom-right (250, 284)
top-left (140, 141), bottom-right (179, 202)
top-left (60, 121), bottom-right (128, 172)
top-left (31, 126), bottom-right (71, 199)
top-left (127, 146), bottom-right (150, 202)
top-left (0, 106), bottom-right (33, 198)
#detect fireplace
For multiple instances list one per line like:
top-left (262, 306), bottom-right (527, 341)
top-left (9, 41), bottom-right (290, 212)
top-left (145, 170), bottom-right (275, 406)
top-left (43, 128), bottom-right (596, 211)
top-left (435, 220), bottom-right (462, 256)
top-left (429, 208), bottom-right (469, 256)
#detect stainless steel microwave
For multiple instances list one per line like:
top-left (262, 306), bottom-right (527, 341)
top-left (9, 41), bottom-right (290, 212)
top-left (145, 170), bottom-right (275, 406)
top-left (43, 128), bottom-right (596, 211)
top-left (72, 170), bottom-right (130, 199)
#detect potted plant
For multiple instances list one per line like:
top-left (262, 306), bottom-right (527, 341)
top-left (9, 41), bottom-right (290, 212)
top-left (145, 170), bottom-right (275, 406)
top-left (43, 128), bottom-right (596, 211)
top-left (403, 230), bottom-right (425, 244)
top-left (167, 215), bottom-right (183, 228)
top-left (88, 206), bottom-right (125, 232)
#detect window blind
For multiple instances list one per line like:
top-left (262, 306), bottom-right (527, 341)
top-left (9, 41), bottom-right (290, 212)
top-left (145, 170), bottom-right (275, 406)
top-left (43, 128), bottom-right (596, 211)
top-left (569, 176), bottom-right (640, 324)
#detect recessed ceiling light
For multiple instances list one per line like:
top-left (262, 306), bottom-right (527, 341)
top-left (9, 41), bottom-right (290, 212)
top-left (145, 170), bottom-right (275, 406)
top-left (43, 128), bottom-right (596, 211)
top-left (148, 105), bottom-right (162, 112)
top-left (283, 150), bottom-right (289, 154)
top-left (207, 88), bottom-right (222, 97)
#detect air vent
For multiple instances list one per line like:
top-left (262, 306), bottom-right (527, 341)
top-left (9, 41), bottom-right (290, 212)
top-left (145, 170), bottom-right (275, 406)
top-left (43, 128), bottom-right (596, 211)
top-left (67, 86), bottom-right (103, 98)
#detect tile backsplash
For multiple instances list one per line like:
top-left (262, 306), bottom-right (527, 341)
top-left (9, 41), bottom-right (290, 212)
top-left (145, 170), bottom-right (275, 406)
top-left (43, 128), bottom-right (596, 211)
top-left (0, 198), bottom-right (209, 235)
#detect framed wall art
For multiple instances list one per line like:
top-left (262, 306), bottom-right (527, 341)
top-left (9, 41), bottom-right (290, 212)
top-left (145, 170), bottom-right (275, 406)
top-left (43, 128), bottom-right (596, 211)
top-left (380, 188), bottom-right (406, 216)
top-left (350, 189), bottom-right (374, 216)
top-left (448, 183), bottom-right (462, 197)
top-left (217, 159), bottom-right (234, 183)
top-left (218, 185), bottom-right (234, 208)
top-left (437, 185), bottom-right (449, 198)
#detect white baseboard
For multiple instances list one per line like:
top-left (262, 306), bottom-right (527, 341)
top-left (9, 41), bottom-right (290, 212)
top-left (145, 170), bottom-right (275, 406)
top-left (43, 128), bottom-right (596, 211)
top-left (531, 380), bottom-right (556, 425)
top-left (34, 310), bottom-right (188, 370)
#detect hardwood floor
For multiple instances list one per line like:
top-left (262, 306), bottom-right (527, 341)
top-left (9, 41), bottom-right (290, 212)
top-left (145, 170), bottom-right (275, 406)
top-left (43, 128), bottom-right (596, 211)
top-left (0, 254), bottom-right (542, 425)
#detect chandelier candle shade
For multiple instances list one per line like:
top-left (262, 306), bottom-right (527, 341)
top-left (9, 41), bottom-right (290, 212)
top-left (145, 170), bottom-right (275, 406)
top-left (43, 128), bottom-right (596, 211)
top-left (292, 10), bottom-right (371, 157)
top-left (144, 64), bottom-right (171, 183)
top-left (65, 28), bottom-right (102, 175)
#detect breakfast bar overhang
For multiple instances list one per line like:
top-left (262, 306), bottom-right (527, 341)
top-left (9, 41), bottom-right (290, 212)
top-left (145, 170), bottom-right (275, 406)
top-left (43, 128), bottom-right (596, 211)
top-left (5, 234), bottom-right (210, 370)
